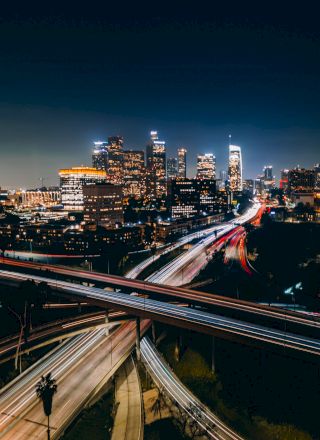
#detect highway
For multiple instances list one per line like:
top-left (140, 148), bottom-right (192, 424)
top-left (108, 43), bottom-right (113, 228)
top-left (141, 337), bottom-right (244, 440)
top-left (0, 310), bottom-right (125, 363)
top-left (0, 320), bottom-right (149, 439)
top-left (2, 211), bottom-right (318, 330)
top-left (224, 228), bottom-right (254, 275)
top-left (126, 223), bottom-right (225, 279)
top-left (0, 270), bottom-right (319, 356)
top-left (111, 356), bottom-right (144, 440)
top-left (146, 204), bottom-right (261, 285)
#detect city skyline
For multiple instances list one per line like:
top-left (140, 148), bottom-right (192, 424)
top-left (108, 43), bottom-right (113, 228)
top-left (1, 125), bottom-right (319, 189)
top-left (1, 5), bottom-right (320, 188)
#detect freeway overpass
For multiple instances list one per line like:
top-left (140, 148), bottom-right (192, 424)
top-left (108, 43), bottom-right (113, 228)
top-left (0, 269), bottom-right (319, 358)
top-left (1, 257), bottom-right (319, 332)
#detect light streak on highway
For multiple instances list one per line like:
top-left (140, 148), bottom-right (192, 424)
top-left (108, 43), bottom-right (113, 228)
top-left (1, 250), bottom-right (319, 330)
top-left (0, 311), bottom-right (125, 361)
top-left (125, 224), bottom-right (225, 279)
top-left (0, 270), bottom-right (319, 356)
top-left (141, 337), bottom-right (244, 440)
top-left (146, 204), bottom-right (261, 286)
top-left (0, 330), bottom-right (105, 436)
top-left (0, 320), bottom-right (149, 439)
top-left (224, 228), bottom-right (254, 275)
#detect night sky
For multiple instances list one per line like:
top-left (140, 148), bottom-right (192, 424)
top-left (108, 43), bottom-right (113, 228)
top-left (0, 4), bottom-right (319, 188)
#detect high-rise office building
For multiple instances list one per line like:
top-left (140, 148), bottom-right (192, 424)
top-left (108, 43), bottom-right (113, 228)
top-left (280, 169), bottom-right (289, 191)
top-left (168, 178), bottom-right (228, 219)
top-left (217, 170), bottom-right (227, 190)
top-left (196, 154), bottom-right (216, 179)
top-left (167, 157), bottom-right (178, 179)
top-left (314, 164), bottom-right (320, 190)
top-left (262, 165), bottom-right (275, 190)
top-left (263, 165), bottom-right (273, 180)
top-left (146, 131), bottom-right (166, 198)
top-left (83, 183), bottom-right (123, 228)
top-left (107, 136), bottom-right (124, 185)
top-left (288, 167), bottom-right (315, 193)
top-left (220, 170), bottom-right (227, 182)
top-left (243, 179), bottom-right (254, 194)
top-left (228, 145), bottom-right (242, 192)
top-left (123, 150), bottom-right (146, 198)
top-left (177, 148), bottom-right (187, 178)
top-left (59, 167), bottom-right (106, 211)
top-left (92, 141), bottom-right (108, 171)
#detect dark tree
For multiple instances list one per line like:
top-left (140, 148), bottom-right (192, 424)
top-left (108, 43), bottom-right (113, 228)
top-left (36, 373), bottom-right (57, 440)
top-left (0, 279), bottom-right (44, 370)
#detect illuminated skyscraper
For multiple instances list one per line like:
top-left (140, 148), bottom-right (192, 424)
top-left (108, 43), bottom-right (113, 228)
top-left (168, 178), bottom-right (228, 219)
top-left (107, 136), bottom-right (124, 185)
top-left (263, 165), bottom-right (273, 180)
top-left (280, 169), bottom-right (289, 191)
top-left (288, 167), bottom-right (315, 193)
top-left (228, 145), bottom-right (242, 192)
top-left (167, 157), bottom-right (178, 179)
top-left (262, 165), bottom-right (275, 190)
top-left (196, 154), bottom-right (216, 179)
top-left (92, 141), bottom-right (108, 171)
top-left (314, 164), bottom-right (320, 190)
top-left (146, 131), bottom-right (166, 198)
top-left (83, 183), bottom-right (123, 228)
top-left (59, 167), bottom-right (106, 211)
top-left (177, 148), bottom-right (187, 178)
top-left (123, 150), bottom-right (146, 198)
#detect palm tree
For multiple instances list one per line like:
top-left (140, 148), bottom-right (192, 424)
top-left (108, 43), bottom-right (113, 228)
top-left (35, 373), bottom-right (57, 440)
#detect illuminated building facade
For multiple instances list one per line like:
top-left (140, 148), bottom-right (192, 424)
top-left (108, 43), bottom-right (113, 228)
top-left (59, 167), bottom-right (106, 211)
top-left (177, 148), bottom-right (187, 178)
top-left (107, 136), bottom-right (124, 184)
top-left (228, 145), bottom-right (242, 191)
top-left (280, 169), bottom-right (289, 191)
top-left (146, 131), bottom-right (166, 198)
top-left (288, 168), bottom-right (315, 193)
top-left (314, 164), bottom-right (320, 190)
top-left (243, 179), bottom-right (254, 194)
top-left (262, 165), bottom-right (275, 190)
top-left (123, 150), bottom-right (146, 198)
top-left (196, 154), bottom-right (216, 179)
top-left (168, 178), bottom-right (227, 219)
top-left (83, 183), bottom-right (123, 228)
top-left (92, 141), bottom-right (108, 171)
top-left (167, 157), bottom-right (178, 179)
top-left (314, 164), bottom-right (320, 216)
top-left (21, 188), bottom-right (61, 208)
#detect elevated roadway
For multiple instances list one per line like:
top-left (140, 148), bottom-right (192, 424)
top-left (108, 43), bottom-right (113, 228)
top-left (111, 356), bottom-right (144, 440)
top-left (0, 311), bottom-right (125, 364)
top-left (1, 259), bottom-right (318, 330)
top-left (141, 336), bottom-right (244, 440)
top-left (0, 270), bottom-right (318, 357)
top-left (0, 320), bottom-right (149, 439)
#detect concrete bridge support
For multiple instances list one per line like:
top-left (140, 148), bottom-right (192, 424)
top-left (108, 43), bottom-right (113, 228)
top-left (105, 311), bottom-right (109, 336)
top-left (174, 333), bottom-right (183, 362)
top-left (152, 321), bottom-right (156, 344)
top-left (211, 336), bottom-right (216, 374)
top-left (136, 317), bottom-right (141, 361)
